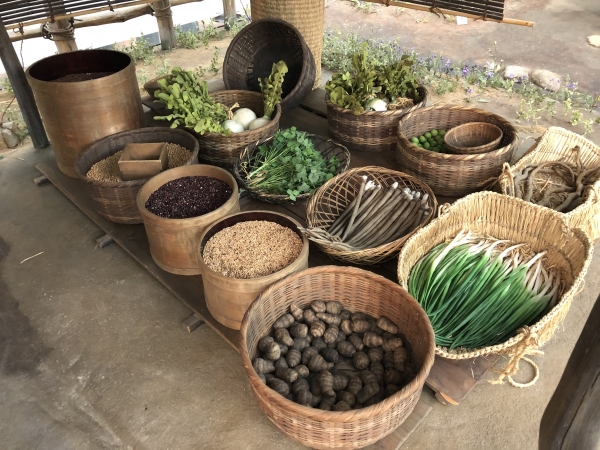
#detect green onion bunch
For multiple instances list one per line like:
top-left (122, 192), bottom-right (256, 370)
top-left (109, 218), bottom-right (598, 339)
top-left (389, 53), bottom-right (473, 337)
top-left (408, 231), bottom-right (560, 349)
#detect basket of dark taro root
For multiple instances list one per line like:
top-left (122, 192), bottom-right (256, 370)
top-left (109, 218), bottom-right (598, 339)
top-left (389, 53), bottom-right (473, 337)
top-left (239, 266), bottom-right (435, 449)
top-left (303, 166), bottom-right (437, 265)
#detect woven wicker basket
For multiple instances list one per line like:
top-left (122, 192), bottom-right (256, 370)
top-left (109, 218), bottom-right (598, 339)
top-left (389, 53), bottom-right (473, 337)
top-left (250, 0), bottom-right (324, 88)
top-left (397, 192), bottom-right (593, 386)
top-left (240, 266), bottom-right (436, 449)
top-left (444, 122), bottom-right (503, 155)
top-left (193, 90), bottom-right (281, 168)
top-left (223, 18), bottom-right (316, 112)
top-left (498, 126), bottom-right (600, 241)
top-left (396, 105), bottom-right (518, 197)
top-left (233, 133), bottom-right (351, 204)
top-left (306, 166), bottom-right (437, 265)
top-left (326, 87), bottom-right (428, 153)
top-left (74, 128), bottom-right (199, 224)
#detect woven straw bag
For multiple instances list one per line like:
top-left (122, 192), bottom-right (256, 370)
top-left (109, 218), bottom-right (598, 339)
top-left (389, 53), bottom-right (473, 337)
top-left (306, 166), bottom-right (437, 265)
top-left (397, 192), bottom-right (593, 387)
top-left (498, 126), bottom-right (600, 241)
top-left (240, 266), bottom-right (435, 449)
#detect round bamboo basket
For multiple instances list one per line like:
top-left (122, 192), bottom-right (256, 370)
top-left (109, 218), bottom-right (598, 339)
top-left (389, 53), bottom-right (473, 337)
top-left (74, 127), bottom-right (199, 224)
top-left (444, 122), bottom-right (503, 154)
top-left (136, 165), bottom-right (240, 275)
top-left (498, 126), bottom-right (600, 242)
top-left (233, 133), bottom-right (351, 204)
top-left (306, 166), bottom-right (437, 265)
top-left (249, 0), bottom-right (324, 88)
top-left (396, 104), bottom-right (518, 197)
top-left (326, 87), bottom-right (428, 153)
top-left (240, 265), bottom-right (436, 449)
top-left (197, 211), bottom-right (309, 330)
top-left (397, 192), bottom-right (593, 385)
top-left (194, 90), bottom-right (281, 168)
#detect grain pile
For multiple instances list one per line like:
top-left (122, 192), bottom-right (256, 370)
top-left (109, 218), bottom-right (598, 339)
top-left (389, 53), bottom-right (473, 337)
top-left (203, 221), bottom-right (304, 279)
top-left (85, 143), bottom-right (192, 182)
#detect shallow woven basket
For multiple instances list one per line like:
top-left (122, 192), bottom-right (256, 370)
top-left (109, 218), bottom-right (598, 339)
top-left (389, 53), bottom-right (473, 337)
top-left (306, 166), bottom-right (437, 265)
top-left (74, 128), bottom-right (199, 224)
top-left (326, 87), bottom-right (428, 153)
top-left (499, 126), bottom-right (600, 241)
top-left (223, 18), bottom-right (316, 112)
top-left (397, 192), bottom-right (593, 384)
top-left (444, 121), bottom-right (503, 155)
top-left (193, 90), bottom-right (281, 168)
top-left (240, 266), bottom-right (436, 449)
top-left (250, 0), bottom-right (324, 88)
top-left (396, 104), bottom-right (518, 197)
top-left (233, 134), bottom-right (351, 204)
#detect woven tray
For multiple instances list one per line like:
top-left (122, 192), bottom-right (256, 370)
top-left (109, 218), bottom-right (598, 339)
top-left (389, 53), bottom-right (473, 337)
top-left (325, 87), bottom-right (428, 153)
top-left (73, 128), bottom-right (199, 224)
top-left (240, 265), bottom-right (435, 449)
top-left (397, 192), bottom-right (593, 386)
top-left (223, 18), bottom-right (316, 112)
top-left (498, 126), bottom-right (600, 241)
top-left (194, 90), bottom-right (281, 168)
top-left (233, 133), bottom-right (350, 204)
top-left (396, 104), bottom-right (519, 197)
top-left (306, 166), bottom-right (437, 265)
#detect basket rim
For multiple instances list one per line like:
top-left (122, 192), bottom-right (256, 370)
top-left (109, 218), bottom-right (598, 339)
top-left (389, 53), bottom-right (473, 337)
top-left (324, 86), bottom-right (428, 117)
top-left (397, 191), bottom-right (594, 360)
top-left (73, 127), bottom-right (200, 187)
top-left (239, 265), bottom-right (436, 422)
top-left (232, 133), bottom-right (351, 203)
top-left (305, 166), bottom-right (438, 261)
top-left (444, 121), bottom-right (504, 154)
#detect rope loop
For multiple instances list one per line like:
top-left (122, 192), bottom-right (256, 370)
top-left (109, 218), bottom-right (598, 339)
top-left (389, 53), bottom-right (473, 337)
top-left (41, 18), bottom-right (75, 42)
top-left (489, 326), bottom-right (543, 387)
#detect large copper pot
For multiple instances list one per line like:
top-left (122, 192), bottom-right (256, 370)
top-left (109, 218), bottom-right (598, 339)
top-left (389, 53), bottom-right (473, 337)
top-left (26, 50), bottom-right (145, 178)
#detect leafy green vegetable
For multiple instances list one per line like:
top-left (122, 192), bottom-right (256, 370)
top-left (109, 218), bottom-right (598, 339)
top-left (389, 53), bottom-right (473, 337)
top-left (259, 60), bottom-right (288, 118)
top-left (154, 67), bottom-right (230, 135)
top-left (242, 127), bottom-right (339, 200)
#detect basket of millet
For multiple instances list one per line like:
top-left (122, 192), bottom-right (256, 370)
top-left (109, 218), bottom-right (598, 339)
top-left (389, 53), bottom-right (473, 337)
top-left (197, 210), bottom-right (309, 330)
top-left (74, 127), bottom-right (199, 224)
top-left (239, 265), bottom-right (436, 449)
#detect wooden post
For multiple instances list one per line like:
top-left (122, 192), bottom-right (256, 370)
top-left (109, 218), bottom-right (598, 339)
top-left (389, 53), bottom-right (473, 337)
top-left (45, 18), bottom-right (78, 53)
top-left (153, 0), bottom-right (176, 50)
top-left (0, 20), bottom-right (49, 149)
top-left (223, 0), bottom-right (236, 30)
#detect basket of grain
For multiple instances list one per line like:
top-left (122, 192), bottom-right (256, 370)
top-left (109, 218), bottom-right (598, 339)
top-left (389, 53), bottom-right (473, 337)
top-left (239, 265), bottom-right (436, 448)
top-left (397, 192), bottom-right (593, 386)
top-left (74, 127), bottom-right (199, 224)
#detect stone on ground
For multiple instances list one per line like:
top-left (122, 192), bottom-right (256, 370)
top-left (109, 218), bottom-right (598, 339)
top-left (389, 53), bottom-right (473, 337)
top-left (588, 35), bottom-right (600, 48)
top-left (1, 128), bottom-right (19, 148)
top-left (531, 69), bottom-right (561, 92)
top-left (503, 65), bottom-right (530, 81)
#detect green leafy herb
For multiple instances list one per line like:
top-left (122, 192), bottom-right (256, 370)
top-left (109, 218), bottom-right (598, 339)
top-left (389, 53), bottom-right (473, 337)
top-left (242, 127), bottom-right (339, 200)
top-left (259, 60), bottom-right (288, 118)
top-left (154, 67), bottom-right (230, 135)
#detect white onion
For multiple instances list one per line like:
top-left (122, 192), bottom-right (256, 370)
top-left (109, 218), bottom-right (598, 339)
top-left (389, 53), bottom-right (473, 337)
top-left (222, 120), bottom-right (244, 133)
top-left (366, 98), bottom-right (388, 112)
top-left (233, 108), bottom-right (257, 130)
top-left (248, 116), bottom-right (271, 130)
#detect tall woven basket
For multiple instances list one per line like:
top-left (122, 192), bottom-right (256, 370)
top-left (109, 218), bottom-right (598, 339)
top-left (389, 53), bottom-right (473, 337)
top-left (397, 192), bottom-right (593, 386)
top-left (498, 126), bottom-right (600, 241)
top-left (396, 104), bottom-right (518, 197)
top-left (74, 128), bottom-right (199, 224)
top-left (240, 266), bottom-right (435, 449)
top-left (250, 0), bottom-right (324, 88)
top-left (326, 87), bottom-right (428, 153)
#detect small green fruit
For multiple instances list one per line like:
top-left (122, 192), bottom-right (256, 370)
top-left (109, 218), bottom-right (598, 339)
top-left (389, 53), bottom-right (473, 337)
top-left (431, 129), bottom-right (439, 136)
top-left (423, 142), bottom-right (431, 149)
top-left (439, 130), bottom-right (446, 136)
top-left (419, 136), bottom-right (426, 143)
top-left (424, 132), bottom-right (432, 139)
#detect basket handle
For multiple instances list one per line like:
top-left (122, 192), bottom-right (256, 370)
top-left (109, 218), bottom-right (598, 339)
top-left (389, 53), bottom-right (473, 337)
top-left (438, 203), bottom-right (452, 216)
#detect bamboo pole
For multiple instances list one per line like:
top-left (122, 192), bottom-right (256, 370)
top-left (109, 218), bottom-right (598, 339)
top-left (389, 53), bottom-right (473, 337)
top-left (153, 0), bottom-right (177, 50)
top-left (46, 18), bottom-right (78, 52)
top-left (222, 0), bottom-right (237, 30)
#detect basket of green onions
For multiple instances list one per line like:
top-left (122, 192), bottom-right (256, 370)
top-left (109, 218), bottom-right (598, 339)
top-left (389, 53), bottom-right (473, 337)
top-left (397, 192), bottom-right (593, 386)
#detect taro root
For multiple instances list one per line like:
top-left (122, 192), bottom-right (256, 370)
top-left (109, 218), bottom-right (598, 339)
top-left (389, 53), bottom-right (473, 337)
top-left (347, 376), bottom-right (363, 396)
top-left (338, 390), bottom-right (356, 406)
top-left (337, 340), bottom-right (356, 357)
top-left (332, 374), bottom-right (349, 391)
top-left (318, 370), bottom-right (335, 397)
top-left (290, 304), bottom-right (304, 322)
top-left (268, 378), bottom-right (290, 396)
top-left (303, 309), bottom-right (318, 325)
top-left (317, 312), bottom-right (341, 326)
top-left (368, 347), bottom-right (384, 363)
top-left (340, 310), bottom-right (352, 321)
top-left (285, 349), bottom-right (301, 368)
top-left (274, 328), bottom-right (294, 347)
top-left (383, 351), bottom-right (395, 369)
top-left (323, 325), bottom-right (339, 344)
top-left (341, 319), bottom-right (353, 335)
top-left (353, 351), bottom-right (370, 370)
top-left (253, 358), bottom-right (275, 374)
top-left (274, 357), bottom-right (288, 369)
top-left (356, 383), bottom-right (379, 404)
top-left (370, 361), bottom-right (384, 384)
top-left (319, 396), bottom-right (336, 411)
top-left (292, 337), bottom-right (310, 352)
top-left (312, 337), bottom-right (327, 351)
top-left (333, 401), bottom-right (352, 411)
top-left (310, 320), bottom-right (326, 338)
top-left (326, 301), bottom-right (344, 315)
top-left (363, 331), bottom-right (383, 348)
top-left (296, 365), bottom-right (310, 378)
top-left (382, 336), bottom-right (403, 352)
top-left (321, 347), bottom-right (339, 363)
top-left (308, 354), bottom-right (334, 372)
top-left (311, 300), bottom-right (327, 313)
top-left (385, 368), bottom-right (403, 385)
top-left (359, 370), bottom-right (378, 387)
top-left (290, 323), bottom-right (308, 338)
top-left (302, 347), bottom-right (319, 366)
top-left (348, 334), bottom-right (364, 351)
top-left (377, 316), bottom-right (399, 334)
top-left (394, 347), bottom-right (408, 372)
top-left (273, 314), bottom-right (295, 329)
top-left (352, 319), bottom-right (370, 334)
top-left (277, 342), bottom-right (289, 356)
top-left (276, 367), bottom-right (298, 383)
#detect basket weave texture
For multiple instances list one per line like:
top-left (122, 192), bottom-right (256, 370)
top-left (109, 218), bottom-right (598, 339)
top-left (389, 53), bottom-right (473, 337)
top-left (397, 192), bottom-right (593, 382)
top-left (250, 0), bottom-right (324, 88)
top-left (193, 90), bottom-right (281, 168)
top-left (239, 265), bottom-right (436, 449)
top-left (499, 126), bottom-right (600, 241)
top-left (233, 133), bottom-right (351, 204)
top-left (223, 18), bottom-right (316, 112)
top-left (74, 128), bottom-right (199, 224)
top-left (306, 166), bottom-right (437, 265)
top-left (326, 87), bottom-right (428, 153)
top-left (396, 104), bottom-right (518, 197)
top-left (444, 121), bottom-right (503, 155)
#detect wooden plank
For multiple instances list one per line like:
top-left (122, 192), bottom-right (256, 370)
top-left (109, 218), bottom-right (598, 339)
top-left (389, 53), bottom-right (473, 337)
top-left (95, 234), bottom-right (114, 248)
top-left (182, 314), bottom-right (204, 333)
top-left (33, 175), bottom-right (50, 186)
